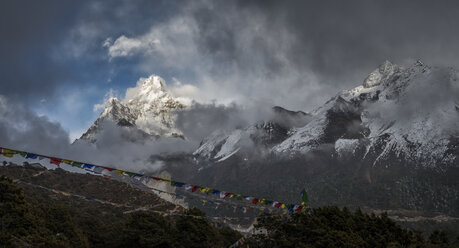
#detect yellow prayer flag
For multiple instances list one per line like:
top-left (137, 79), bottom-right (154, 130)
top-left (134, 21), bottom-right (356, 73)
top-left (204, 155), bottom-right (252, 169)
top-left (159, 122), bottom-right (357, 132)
top-left (2, 148), bottom-right (16, 158)
top-left (61, 159), bottom-right (73, 164)
top-left (281, 204), bottom-right (286, 209)
top-left (200, 187), bottom-right (210, 193)
top-left (116, 170), bottom-right (124, 175)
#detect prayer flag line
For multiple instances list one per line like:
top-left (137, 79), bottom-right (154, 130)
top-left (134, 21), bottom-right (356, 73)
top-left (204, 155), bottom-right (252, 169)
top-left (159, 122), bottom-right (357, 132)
top-left (1, 146), bottom-right (307, 213)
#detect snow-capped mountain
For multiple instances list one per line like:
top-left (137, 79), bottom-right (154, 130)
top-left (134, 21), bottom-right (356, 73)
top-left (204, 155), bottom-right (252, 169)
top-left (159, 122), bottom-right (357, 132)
top-left (273, 60), bottom-right (458, 167)
top-left (81, 75), bottom-right (186, 141)
top-left (193, 60), bottom-right (458, 167)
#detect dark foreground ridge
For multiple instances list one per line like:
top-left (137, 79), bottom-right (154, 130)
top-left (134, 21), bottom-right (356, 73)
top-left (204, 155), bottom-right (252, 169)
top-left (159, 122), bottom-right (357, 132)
top-left (1, 165), bottom-right (459, 247)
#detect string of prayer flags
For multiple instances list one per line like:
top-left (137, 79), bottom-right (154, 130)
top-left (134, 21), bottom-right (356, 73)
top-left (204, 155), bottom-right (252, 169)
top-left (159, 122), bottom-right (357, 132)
top-left (1, 146), bottom-right (309, 213)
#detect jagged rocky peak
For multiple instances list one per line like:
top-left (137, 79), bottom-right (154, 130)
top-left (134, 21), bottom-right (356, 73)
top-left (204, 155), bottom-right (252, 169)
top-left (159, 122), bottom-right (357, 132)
top-left (100, 98), bottom-right (135, 122)
top-left (141, 74), bottom-right (165, 91)
top-left (80, 74), bottom-right (187, 141)
top-left (363, 60), bottom-right (400, 88)
top-left (125, 75), bottom-right (167, 103)
top-left (124, 75), bottom-right (185, 113)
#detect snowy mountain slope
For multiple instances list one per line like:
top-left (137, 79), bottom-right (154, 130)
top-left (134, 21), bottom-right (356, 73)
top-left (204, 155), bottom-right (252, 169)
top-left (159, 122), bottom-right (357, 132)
top-left (193, 106), bottom-right (311, 162)
top-left (273, 60), bottom-right (459, 167)
top-left (81, 75), bottom-right (186, 142)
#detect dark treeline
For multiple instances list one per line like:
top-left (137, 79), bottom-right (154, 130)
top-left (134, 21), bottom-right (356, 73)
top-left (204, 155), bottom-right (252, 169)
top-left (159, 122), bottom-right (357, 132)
top-left (247, 207), bottom-right (459, 248)
top-left (1, 175), bottom-right (458, 248)
top-left (0, 176), bottom-right (240, 247)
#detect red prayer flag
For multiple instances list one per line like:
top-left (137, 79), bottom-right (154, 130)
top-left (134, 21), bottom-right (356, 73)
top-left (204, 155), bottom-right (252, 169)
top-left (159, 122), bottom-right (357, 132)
top-left (103, 167), bottom-right (113, 171)
top-left (224, 192), bottom-right (232, 198)
top-left (191, 185), bottom-right (199, 192)
top-left (152, 177), bottom-right (161, 181)
top-left (275, 202), bottom-right (282, 208)
top-left (296, 206), bottom-right (303, 213)
top-left (252, 198), bottom-right (259, 204)
top-left (50, 157), bottom-right (61, 166)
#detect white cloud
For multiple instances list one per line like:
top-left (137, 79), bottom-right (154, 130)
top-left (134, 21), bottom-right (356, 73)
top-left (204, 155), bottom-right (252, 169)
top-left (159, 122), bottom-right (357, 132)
top-left (107, 35), bottom-right (144, 58)
top-left (104, 15), bottom-right (200, 69)
top-left (167, 78), bottom-right (200, 105)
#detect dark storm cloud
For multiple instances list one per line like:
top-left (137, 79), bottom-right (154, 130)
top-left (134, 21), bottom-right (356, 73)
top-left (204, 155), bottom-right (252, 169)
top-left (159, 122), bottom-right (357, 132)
top-left (191, 0), bottom-right (459, 91)
top-left (0, 95), bottom-right (70, 155)
top-left (0, 0), bottom-right (83, 103)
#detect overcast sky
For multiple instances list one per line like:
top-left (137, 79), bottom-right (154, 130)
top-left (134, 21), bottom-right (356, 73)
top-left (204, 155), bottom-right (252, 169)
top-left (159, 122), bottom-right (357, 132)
top-left (2, 0), bottom-right (459, 142)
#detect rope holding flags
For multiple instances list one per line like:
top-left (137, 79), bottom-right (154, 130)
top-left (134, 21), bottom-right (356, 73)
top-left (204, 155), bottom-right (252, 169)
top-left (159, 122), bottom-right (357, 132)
top-left (0, 146), bottom-right (310, 214)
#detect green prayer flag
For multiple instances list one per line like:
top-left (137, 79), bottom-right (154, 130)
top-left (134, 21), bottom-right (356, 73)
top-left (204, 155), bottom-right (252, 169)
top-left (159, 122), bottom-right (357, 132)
top-left (18, 151), bottom-right (27, 157)
top-left (71, 161), bottom-right (83, 168)
top-left (301, 188), bottom-right (309, 204)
